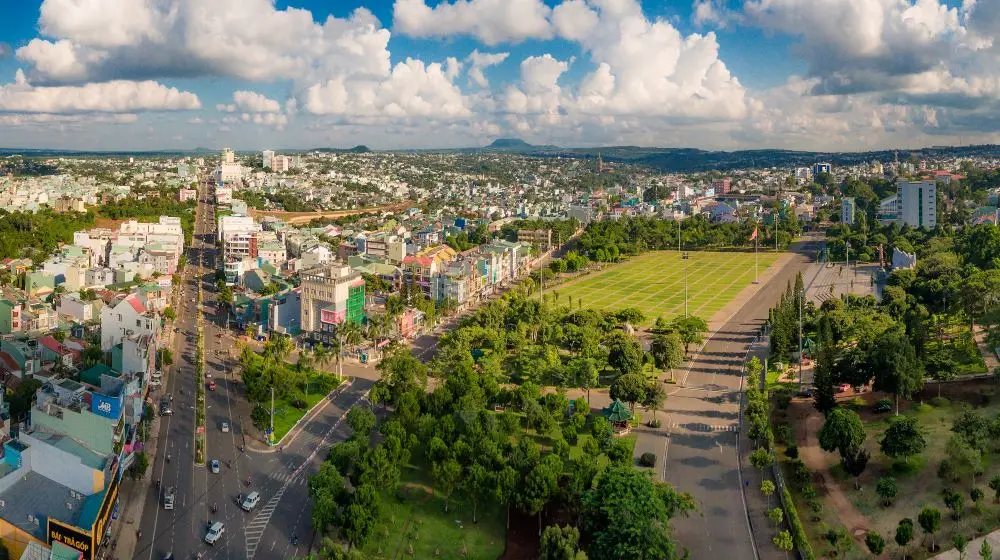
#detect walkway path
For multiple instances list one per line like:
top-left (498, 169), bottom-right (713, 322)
top-left (974, 325), bottom-right (1000, 373)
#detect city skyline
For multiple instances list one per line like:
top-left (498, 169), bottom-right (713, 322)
top-left (0, 0), bottom-right (998, 152)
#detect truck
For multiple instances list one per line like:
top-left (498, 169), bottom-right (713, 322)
top-left (163, 487), bottom-right (175, 510)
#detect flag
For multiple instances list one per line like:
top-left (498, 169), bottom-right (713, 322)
top-left (750, 227), bottom-right (758, 241)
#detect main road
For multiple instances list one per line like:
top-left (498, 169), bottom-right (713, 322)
top-left (134, 179), bottom-right (373, 560)
top-left (663, 233), bottom-right (823, 560)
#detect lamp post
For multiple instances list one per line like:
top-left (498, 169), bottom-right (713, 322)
top-left (798, 289), bottom-right (804, 392)
top-left (683, 252), bottom-right (690, 317)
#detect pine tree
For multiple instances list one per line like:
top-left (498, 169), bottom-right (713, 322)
top-left (813, 320), bottom-right (837, 415)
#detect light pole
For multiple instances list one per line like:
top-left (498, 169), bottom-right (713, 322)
top-left (683, 252), bottom-right (690, 317)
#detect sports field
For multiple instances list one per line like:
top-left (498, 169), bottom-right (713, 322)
top-left (556, 250), bottom-right (780, 322)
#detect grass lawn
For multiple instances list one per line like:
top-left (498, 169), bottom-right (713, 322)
top-left (361, 464), bottom-right (506, 560)
top-left (271, 373), bottom-right (341, 442)
top-left (555, 250), bottom-right (780, 323)
top-left (779, 381), bottom-right (1000, 559)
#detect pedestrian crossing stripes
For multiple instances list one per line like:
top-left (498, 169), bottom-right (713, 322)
top-left (667, 422), bottom-right (738, 433)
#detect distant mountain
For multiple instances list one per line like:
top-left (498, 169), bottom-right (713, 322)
top-left (488, 138), bottom-right (533, 149)
top-left (311, 145), bottom-right (371, 153)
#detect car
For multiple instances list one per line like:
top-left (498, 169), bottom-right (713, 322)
top-left (164, 487), bottom-right (175, 510)
top-left (874, 399), bottom-right (893, 413)
top-left (208, 380), bottom-right (216, 391)
top-left (204, 521), bottom-right (225, 545)
top-left (221, 422), bottom-right (230, 433)
top-left (240, 492), bottom-right (260, 511)
top-left (210, 460), bottom-right (220, 474)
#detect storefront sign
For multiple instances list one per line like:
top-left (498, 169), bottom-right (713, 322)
top-left (48, 519), bottom-right (92, 560)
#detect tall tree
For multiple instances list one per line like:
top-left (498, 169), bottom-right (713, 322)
top-left (819, 408), bottom-right (866, 460)
top-left (610, 373), bottom-right (648, 411)
top-left (869, 329), bottom-right (924, 415)
top-left (539, 525), bottom-right (587, 560)
top-left (879, 416), bottom-right (927, 463)
top-left (650, 333), bottom-right (685, 381)
top-left (672, 315), bottom-right (709, 356)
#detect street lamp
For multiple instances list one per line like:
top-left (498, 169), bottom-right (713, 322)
top-left (682, 252), bottom-right (690, 317)
top-left (798, 288), bottom-right (804, 392)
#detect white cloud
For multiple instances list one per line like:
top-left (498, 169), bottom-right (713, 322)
top-left (232, 91), bottom-right (281, 113)
top-left (0, 71), bottom-right (200, 113)
top-left (17, 0), bottom-right (392, 85)
top-left (216, 104), bottom-right (236, 112)
top-left (466, 50), bottom-right (509, 88)
top-left (393, 0), bottom-right (552, 45)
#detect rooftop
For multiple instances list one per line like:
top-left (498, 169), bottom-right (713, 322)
top-left (0, 471), bottom-right (88, 540)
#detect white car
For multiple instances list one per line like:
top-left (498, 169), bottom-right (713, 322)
top-left (205, 521), bottom-right (225, 545)
top-left (221, 422), bottom-right (230, 433)
top-left (210, 459), bottom-right (220, 474)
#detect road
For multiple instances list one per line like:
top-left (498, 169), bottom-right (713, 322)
top-left (663, 234), bottom-right (823, 560)
top-left (134, 179), bottom-right (374, 560)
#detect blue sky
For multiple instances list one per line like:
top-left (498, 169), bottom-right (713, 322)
top-left (0, 0), bottom-right (997, 151)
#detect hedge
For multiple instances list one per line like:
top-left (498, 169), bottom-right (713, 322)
top-left (782, 485), bottom-right (815, 560)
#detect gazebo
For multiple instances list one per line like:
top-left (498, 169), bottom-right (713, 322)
top-left (602, 399), bottom-right (633, 436)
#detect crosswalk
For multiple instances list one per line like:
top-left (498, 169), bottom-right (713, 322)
top-left (244, 486), bottom-right (287, 558)
top-left (667, 422), bottom-right (739, 433)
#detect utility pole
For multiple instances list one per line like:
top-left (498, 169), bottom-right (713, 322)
top-left (798, 289), bottom-right (804, 392)
top-left (270, 386), bottom-right (275, 446)
top-left (683, 252), bottom-right (690, 317)
top-left (677, 219), bottom-right (681, 254)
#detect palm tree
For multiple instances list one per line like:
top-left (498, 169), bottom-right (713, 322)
top-left (297, 347), bottom-right (314, 372)
top-left (327, 336), bottom-right (344, 380)
top-left (264, 335), bottom-right (293, 368)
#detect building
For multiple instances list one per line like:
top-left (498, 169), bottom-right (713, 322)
top-left (841, 197), bottom-right (856, 226)
top-left (262, 150), bottom-right (275, 169)
top-left (178, 189), bottom-right (197, 202)
top-left (99, 294), bottom-right (159, 351)
top-left (271, 155), bottom-right (294, 173)
top-left (880, 180), bottom-right (937, 228)
top-left (711, 178), bottom-right (733, 195)
top-left (215, 187), bottom-right (233, 205)
top-left (892, 247), bottom-right (917, 270)
top-left (222, 148), bottom-right (235, 164)
top-left (517, 229), bottom-right (552, 248)
top-left (299, 265), bottom-right (365, 344)
top-left (812, 163), bottom-right (832, 177)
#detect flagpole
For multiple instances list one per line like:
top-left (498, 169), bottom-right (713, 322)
top-left (755, 232), bottom-right (759, 284)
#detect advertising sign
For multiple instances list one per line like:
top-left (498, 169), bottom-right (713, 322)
top-left (91, 393), bottom-right (122, 420)
top-left (94, 471), bottom-right (121, 543)
top-left (48, 519), bottom-right (93, 560)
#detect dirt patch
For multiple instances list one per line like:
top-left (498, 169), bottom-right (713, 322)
top-left (94, 216), bottom-right (129, 229)
top-left (499, 509), bottom-right (540, 560)
top-left (398, 483), bottom-right (434, 504)
top-left (791, 400), bottom-right (870, 540)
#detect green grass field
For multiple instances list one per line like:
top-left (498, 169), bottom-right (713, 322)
top-left (556, 250), bottom-right (780, 322)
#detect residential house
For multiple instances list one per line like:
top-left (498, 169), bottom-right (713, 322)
top-left (99, 295), bottom-right (159, 351)
top-left (299, 265), bottom-right (366, 344)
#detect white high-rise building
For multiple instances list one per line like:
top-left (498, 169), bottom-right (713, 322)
top-left (222, 148), bottom-right (235, 164)
top-left (897, 180), bottom-right (936, 229)
top-left (841, 197), bottom-right (856, 226)
top-left (262, 150), bottom-right (275, 169)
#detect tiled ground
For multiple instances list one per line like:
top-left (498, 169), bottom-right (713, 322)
top-left (556, 250), bottom-right (780, 322)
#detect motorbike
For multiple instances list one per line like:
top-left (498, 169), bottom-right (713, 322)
top-left (292, 535), bottom-right (299, 546)
top-left (166, 454), bottom-right (171, 463)
top-left (246, 476), bottom-right (252, 486)
top-left (211, 503), bottom-right (217, 514)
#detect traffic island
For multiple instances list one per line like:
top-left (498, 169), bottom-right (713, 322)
top-left (194, 284), bottom-right (207, 465)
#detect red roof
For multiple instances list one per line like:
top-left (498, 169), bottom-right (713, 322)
top-left (127, 295), bottom-right (146, 314)
top-left (0, 352), bottom-right (19, 373)
top-left (38, 336), bottom-right (66, 354)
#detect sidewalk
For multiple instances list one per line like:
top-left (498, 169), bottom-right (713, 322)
top-left (739, 335), bottom-right (786, 560)
top-left (101, 415), bottom-right (162, 560)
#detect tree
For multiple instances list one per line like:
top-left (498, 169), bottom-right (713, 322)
top-left (650, 333), bottom-right (684, 381)
top-left (163, 306), bottom-right (176, 321)
top-left (812, 322), bottom-right (837, 415)
top-left (954, 534), bottom-right (968, 560)
top-left (768, 507), bottom-right (784, 529)
top-left (518, 455), bottom-right (563, 535)
top-left (981, 538), bottom-right (992, 560)
top-left (750, 448), bottom-right (774, 471)
top-left (642, 382), bottom-right (667, 425)
top-left (494, 465), bottom-right (518, 529)
top-left (879, 415), bottom-right (927, 463)
top-left (866, 531), bottom-right (886, 557)
top-left (895, 518), bottom-right (914, 548)
top-left (672, 315), bottom-right (709, 356)
top-left (466, 463), bottom-right (491, 524)
top-left (582, 466), bottom-right (686, 560)
top-left (431, 459), bottom-right (463, 513)
top-left (819, 408), bottom-right (866, 460)
top-left (569, 357), bottom-right (599, 404)
top-left (606, 331), bottom-right (644, 375)
top-left (773, 530), bottom-right (794, 553)
top-left (876, 476), bottom-right (898, 506)
top-left (869, 329), bottom-right (924, 415)
top-left (948, 434), bottom-right (984, 487)
top-left (346, 407), bottom-right (376, 441)
top-left (943, 487), bottom-right (966, 520)
top-left (842, 448), bottom-right (871, 490)
top-left (128, 451), bottom-right (149, 480)
top-left (990, 474), bottom-right (1000, 502)
top-left (540, 525), bottom-right (587, 560)
top-left (918, 507), bottom-right (941, 551)
top-left (610, 373), bottom-right (648, 411)
top-left (760, 479), bottom-right (775, 508)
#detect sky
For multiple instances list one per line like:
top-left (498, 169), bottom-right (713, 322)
top-left (0, 0), bottom-right (998, 152)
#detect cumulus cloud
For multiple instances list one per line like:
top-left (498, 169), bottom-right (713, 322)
top-left (393, 0), bottom-right (552, 45)
top-left (232, 91), bottom-right (281, 113)
top-left (17, 0), bottom-right (392, 85)
top-left (466, 50), bottom-right (509, 88)
top-left (0, 71), bottom-right (200, 113)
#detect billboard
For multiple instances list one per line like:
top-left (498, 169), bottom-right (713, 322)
top-left (48, 519), bottom-right (93, 560)
top-left (90, 393), bottom-right (122, 420)
top-left (94, 470), bottom-right (121, 543)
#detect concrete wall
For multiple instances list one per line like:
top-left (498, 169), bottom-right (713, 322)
top-left (18, 433), bottom-right (103, 495)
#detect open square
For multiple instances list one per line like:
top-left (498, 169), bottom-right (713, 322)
top-left (556, 250), bottom-right (780, 322)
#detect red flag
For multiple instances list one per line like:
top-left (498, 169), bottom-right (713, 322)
top-left (750, 226), bottom-right (758, 241)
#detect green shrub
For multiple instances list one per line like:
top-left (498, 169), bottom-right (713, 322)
top-left (782, 486), bottom-right (815, 559)
top-left (930, 396), bottom-right (950, 408)
top-left (638, 453), bottom-right (657, 468)
top-left (774, 423), bottom-right (792, 445)
top-left (785, 444), bottom-right (799, 459)
top-left (775, 391), bottom-right (792, 410)
top-left (848, 397), bottom-right (866, 410)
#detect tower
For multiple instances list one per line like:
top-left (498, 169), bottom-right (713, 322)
top-left (596, 153), bottom-right (603, 174)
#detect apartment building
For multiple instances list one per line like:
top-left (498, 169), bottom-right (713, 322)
top-left (879, 180), bottom-right (937, 228)
top-left (99, 294), bottom-right (159, 351)
top-left (299, 265), bottom-right (366, 344)
top-left (517, 228), bottom-right (552, 248)
top-left (401, 245), bottom-right (457, 298)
